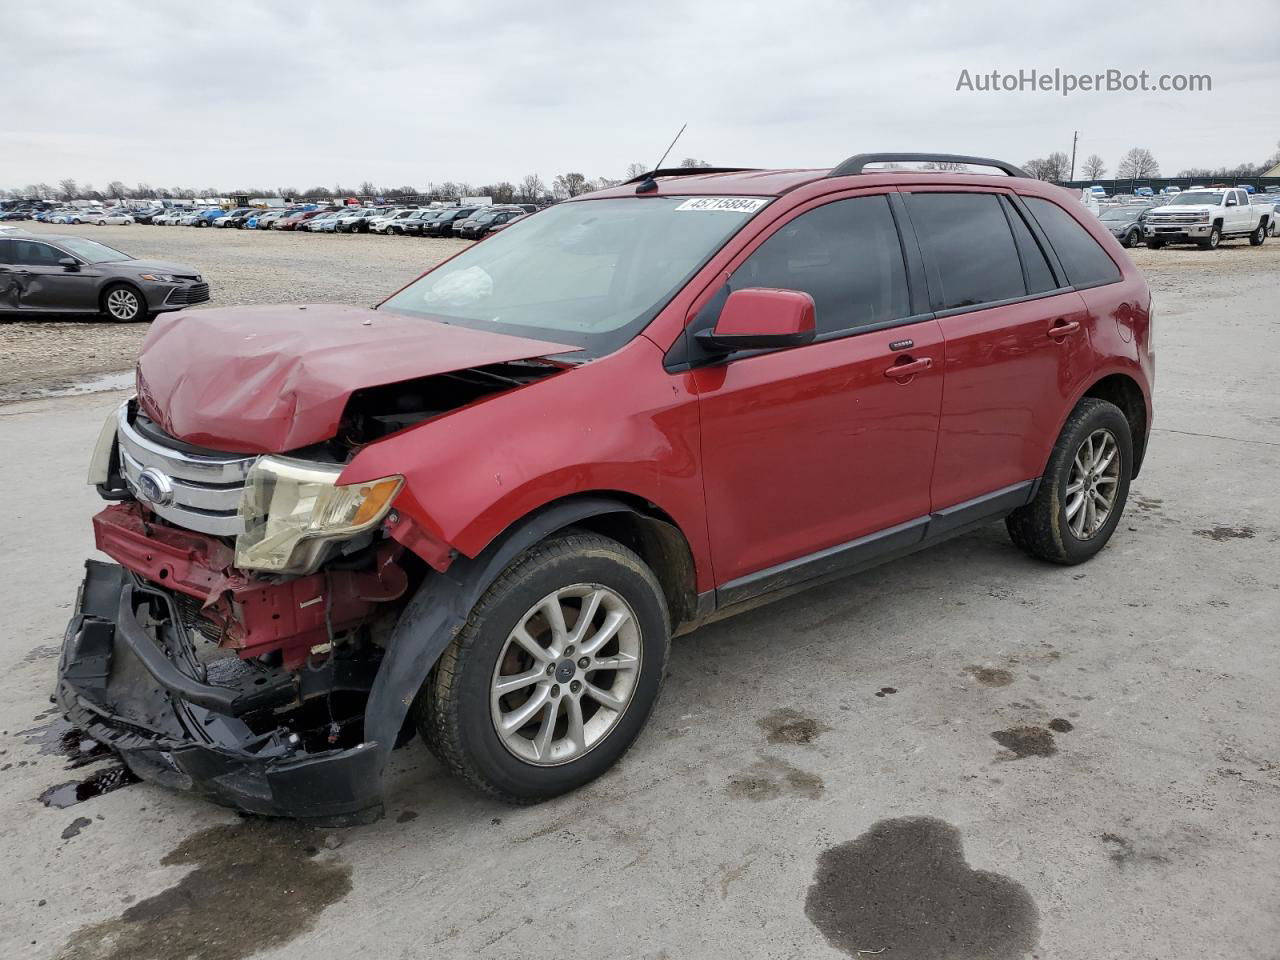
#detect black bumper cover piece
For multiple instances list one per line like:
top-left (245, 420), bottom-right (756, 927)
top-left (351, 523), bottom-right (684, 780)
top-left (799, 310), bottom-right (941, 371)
top-left (55, 560), bottom-right (384, 824)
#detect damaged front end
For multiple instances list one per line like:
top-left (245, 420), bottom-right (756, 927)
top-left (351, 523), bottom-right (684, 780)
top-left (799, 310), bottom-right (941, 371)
top-left (58, 400), bottom-right (426, 822)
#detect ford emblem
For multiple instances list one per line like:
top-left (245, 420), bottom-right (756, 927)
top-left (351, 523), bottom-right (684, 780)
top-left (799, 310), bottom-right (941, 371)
top-left (137, 467), bottom-right (175, 506)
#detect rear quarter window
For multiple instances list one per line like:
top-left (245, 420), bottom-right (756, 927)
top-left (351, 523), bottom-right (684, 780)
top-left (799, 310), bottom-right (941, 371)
top-left (1024, 196), bottom-right (1122, 289)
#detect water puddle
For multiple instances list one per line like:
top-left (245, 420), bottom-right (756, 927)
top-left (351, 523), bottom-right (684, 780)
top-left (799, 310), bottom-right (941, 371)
top-left (22, 370), bottom-right (134, 399)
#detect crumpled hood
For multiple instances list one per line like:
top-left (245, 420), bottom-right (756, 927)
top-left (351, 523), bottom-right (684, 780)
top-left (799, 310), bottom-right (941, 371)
top-left (135, 303), bottom-right (578, 453)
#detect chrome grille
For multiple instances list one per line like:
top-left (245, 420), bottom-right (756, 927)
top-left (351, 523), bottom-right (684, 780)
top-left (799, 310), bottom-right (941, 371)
top-left (115, 404), bottom-right (255, 536)
top-left (1148, 212), bottom-right (1202, 224)
top-left (165, 282), bottom-right (210, 306)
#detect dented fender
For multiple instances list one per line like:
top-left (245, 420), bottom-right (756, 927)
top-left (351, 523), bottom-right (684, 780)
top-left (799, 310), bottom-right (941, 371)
top-left (362, 496), bottom-right (644, 769)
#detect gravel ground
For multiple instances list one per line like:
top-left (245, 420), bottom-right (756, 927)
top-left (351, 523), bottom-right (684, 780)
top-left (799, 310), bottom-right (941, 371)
top-left (2, 220), bottom-right (1278, 401)
top-left (0, 222), bottom-right (469, 400)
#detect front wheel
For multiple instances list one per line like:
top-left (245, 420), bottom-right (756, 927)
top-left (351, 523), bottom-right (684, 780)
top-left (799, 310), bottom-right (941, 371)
top-left (1199, 225), bottom-right (1221, 250)
top-left (1125, 228), bottom-right (1141, 248)
top-left (1006, 398), bottom-right (1132, 565)
top-left (101, 284), bottom-right (148, 323)
top-left (416, 531), bottom-right (670, 803)
top-left (1145, 239), bottom-right (1164, 249)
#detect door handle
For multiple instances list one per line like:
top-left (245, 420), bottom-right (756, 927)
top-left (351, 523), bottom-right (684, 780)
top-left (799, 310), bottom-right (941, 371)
top-left (884, 357), bottom-right (933, 379)
top-left (1048, 319), bottom-right (1080, 339)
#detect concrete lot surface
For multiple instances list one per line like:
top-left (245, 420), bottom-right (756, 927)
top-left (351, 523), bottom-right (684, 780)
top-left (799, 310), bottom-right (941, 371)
top-left (0, 239), bottom-right (1277, 959)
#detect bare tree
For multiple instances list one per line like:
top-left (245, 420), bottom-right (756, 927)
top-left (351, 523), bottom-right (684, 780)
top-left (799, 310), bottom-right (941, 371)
top-left (358, 181), bottom-right (378, 197)
top-left (1117, 147), bottom-right (1160, 179)
top-left (922, 161), bottom-right (969, 171)
top-left (625, 162), bottom-right (648, 179)
top-left (1022, 158), bottom-right (1051, 181)
top-left (552, 173), bottom-right (590, 198)
top-left (519, 173), bottom-right (546, 203)
top-left (36, 183), bottom-right (54, 200)
top-left (106, 181), bottom-right (128, 200)
top-left (58, 178), bottom-right (78, 200)
top-left (1082, 154), bottom-right (1106, 179)
top-left (677, 157), bottom-right (712, 168)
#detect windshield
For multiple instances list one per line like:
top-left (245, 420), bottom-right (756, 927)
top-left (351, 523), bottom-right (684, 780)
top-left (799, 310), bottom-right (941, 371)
top-left (1100, 208), bottom-right (1138, 221)
top-left (379, 196), bottom-right (769, 357)
top-left (58, 238), bottom-right (131, 263)
top-left (1170, 191), bottom-right (1224, 205)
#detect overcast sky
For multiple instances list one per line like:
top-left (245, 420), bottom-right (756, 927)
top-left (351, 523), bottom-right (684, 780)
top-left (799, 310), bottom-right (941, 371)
top-left (3, 0), bottom-right (1277, 192)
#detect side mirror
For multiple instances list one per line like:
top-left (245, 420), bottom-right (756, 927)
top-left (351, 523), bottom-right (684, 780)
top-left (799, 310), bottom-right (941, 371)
top-left (59, 257), bottom-right (80, 271)
top-left (1225, 198), bottom-right (1237, 206)
top-left (695, 287), bottom-right (817, 353)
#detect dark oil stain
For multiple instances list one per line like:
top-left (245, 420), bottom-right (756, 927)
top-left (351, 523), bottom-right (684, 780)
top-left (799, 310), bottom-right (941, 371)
top-left (61, 816), bottom-right (92, 840)
top-left (55, 820), bottom-right (352, 960)
top-left (396, 810), bottom-right (419, 823)
top-left (874, 687), bottom-right (897, 698)
top-left (38, 764), bottom-right (140, 808)
top-left (991, 726), bottom-right (1057, 759)
top-left (1099, 832), bottom-right (1171, 868)
top-left (806, 817), bottom-right (1039, 959)
top-left (23, 644), bottom-right (61, 663)
top-left (964, 666), bottom-right (1014, 687)
top-left (1048, 718), bottom-right (1074, 733)
top-left (20, 716), bottom-right (113, 769)
top-left (728, 757), bottom-right (824, 802)
top-left (759, 708), bottom-right (831, 745)
top-left (1194, 526), bottom-right (1255, 541)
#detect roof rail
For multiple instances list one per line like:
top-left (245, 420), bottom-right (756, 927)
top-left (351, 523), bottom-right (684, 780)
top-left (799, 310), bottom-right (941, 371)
top-left (624, 166), bottom-right (760, 185)
top-left (828, 153), bottom-right (1031, 179)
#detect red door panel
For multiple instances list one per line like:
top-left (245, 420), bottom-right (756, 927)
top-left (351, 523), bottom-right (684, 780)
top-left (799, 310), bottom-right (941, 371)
top-left (931, 291), bottom-right (1091, 508)
top-left (694, 321), bottom-right (944, 584)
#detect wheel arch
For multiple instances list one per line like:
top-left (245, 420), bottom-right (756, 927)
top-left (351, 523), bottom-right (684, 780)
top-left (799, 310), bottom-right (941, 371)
top-left (360, 491), bottom-right (696, 790)
top-left (1079, 373), bottom-right (1150, 477)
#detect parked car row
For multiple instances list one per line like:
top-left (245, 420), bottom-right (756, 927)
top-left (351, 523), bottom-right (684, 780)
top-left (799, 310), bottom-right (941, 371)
top-left (1090, 189), bottom-right (1277, 249)
top-left (118, 201), bottom-right (539, 240)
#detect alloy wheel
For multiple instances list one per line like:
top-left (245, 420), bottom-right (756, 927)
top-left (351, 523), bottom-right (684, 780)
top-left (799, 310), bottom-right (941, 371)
top-left (106, 288), bottom-right (140, 320)
top-left (490, 584), bottom-right (642, 766)
top-left (1064, 428), bottom-right (1120, 540)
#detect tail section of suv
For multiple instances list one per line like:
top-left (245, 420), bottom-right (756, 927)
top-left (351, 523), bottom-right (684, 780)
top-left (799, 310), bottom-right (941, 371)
top-left (57, 154), bottom-right (1152, 822)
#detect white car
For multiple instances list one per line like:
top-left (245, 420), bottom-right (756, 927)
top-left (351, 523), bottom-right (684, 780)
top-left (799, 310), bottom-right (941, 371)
top-left (1253, 196), bottom-right (1279, 237)
top-left (91, 212), bottom-right (136, 225)
top-left (153, 209), bottom-right (185, 225)
top-left (370, 208), bottom-right (420, 234)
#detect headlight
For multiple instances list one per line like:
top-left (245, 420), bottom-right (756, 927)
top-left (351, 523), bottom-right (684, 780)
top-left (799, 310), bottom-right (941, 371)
top-left (140, 274), bottom-right (177, 282)
top-left (1196, 212), bottom-right (1211, 222)
top-left (235, 456), bottom-right (403, 574)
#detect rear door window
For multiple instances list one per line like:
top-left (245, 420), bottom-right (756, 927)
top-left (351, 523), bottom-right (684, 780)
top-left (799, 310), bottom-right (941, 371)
top-left (1001, 198), bottom-right (1059, 294)
top-left (0, 238), bottom-right (12, 263)
top-left (726, 194), bottom-right (910, 335)
top-left (1024, 196), bottom-right (1122, 288)
top-left (904, 192), bottom-right (1026, 310)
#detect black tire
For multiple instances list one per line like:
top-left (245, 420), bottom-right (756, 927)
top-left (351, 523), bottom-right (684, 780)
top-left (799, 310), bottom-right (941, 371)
top-left (1199, 225), bottom-right (1221, 250)
top-left (100, 283), bottom-right (149, 323)
top-left (1006, 398), bottom-right (1133, 565)
top-left (1124, 228), bottom-right (1141, 248)
top-left (1145, 239), bottom-right (1164, 249)
top-left (1249, 222), bottom-right (1266, 246)
top-left (416, 530), bottom-right (670, 803)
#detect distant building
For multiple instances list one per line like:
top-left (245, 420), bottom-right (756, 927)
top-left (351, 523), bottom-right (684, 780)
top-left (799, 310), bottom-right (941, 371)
top-left (1263, 161), bottom-right (1280, 179)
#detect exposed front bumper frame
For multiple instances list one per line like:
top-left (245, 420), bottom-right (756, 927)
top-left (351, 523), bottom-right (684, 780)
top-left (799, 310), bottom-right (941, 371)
top-left (56, 560), bottom-right (385, 824)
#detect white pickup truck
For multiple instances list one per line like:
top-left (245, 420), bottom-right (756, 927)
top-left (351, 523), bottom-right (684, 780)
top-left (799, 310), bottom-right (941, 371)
top-left (1144, 187), bottom-right (1272, 249)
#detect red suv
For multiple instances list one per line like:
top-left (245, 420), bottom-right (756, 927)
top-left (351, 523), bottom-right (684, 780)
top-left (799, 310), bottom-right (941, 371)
top-left (61, 154), bottom-right (1153, 822)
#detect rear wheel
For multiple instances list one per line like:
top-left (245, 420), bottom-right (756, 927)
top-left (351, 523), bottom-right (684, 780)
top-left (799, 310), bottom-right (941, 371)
top-left (416, 531), bottom-right (670, 803)
top-left (101, 284), bottom-right (148, 323)
top-left (1006, 398), bottom-right (1132, 565)
top-left (1249, 222), bottom-right (1266, 246)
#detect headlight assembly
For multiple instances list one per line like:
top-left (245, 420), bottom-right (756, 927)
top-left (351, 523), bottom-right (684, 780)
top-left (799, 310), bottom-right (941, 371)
top-left (140, 274), bottom-right (177, 282)
top-left (235, 456), bottom-right (403, 574)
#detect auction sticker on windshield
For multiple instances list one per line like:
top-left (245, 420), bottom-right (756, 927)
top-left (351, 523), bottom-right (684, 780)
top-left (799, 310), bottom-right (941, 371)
top-left (674, 197), bottom-right (769, 213)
